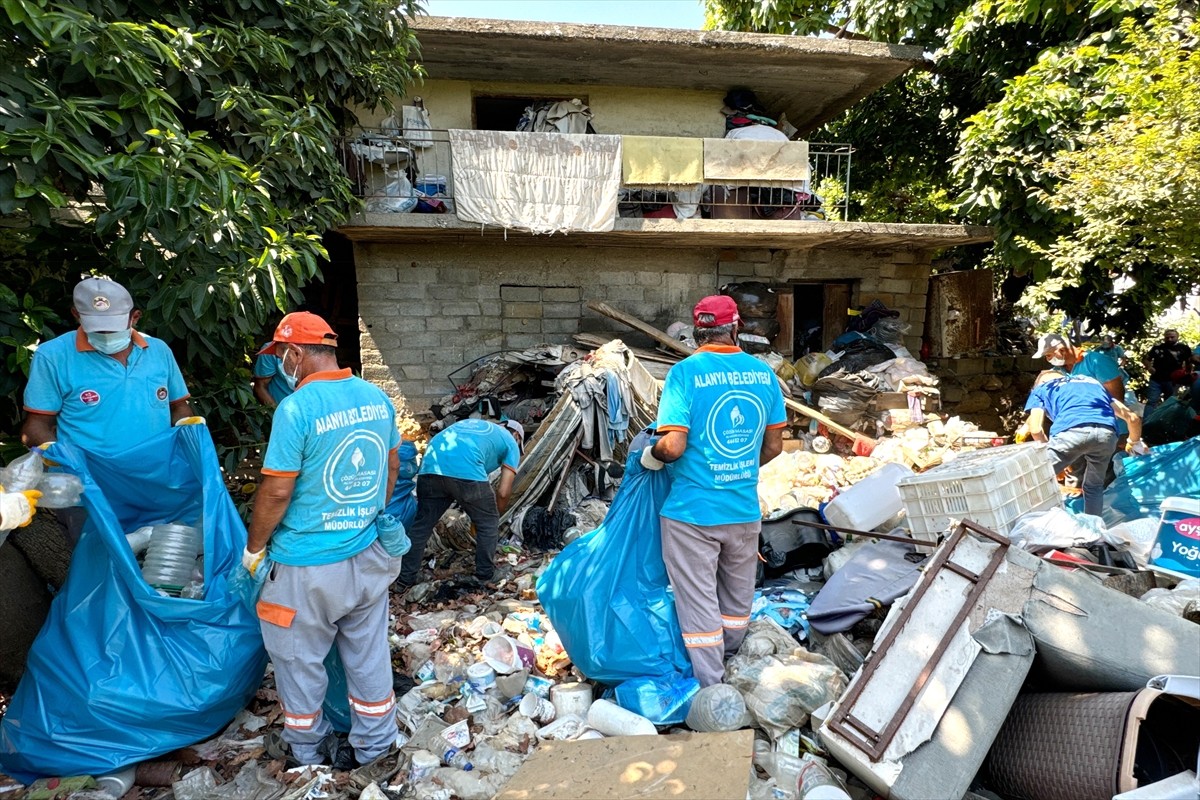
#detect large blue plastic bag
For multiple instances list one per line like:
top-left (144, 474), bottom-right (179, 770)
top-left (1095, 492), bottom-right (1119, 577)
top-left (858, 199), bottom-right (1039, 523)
top-left (1067, 436), bottom-right (1200, 526)
top-left (384, 440), bottom-right (419, 530)
top-left (537, 450), bottom-right (692, 684)
top-left (0, 427), bottom-right (268, 782)
top-left (613, 675), bottom-right (700, 725)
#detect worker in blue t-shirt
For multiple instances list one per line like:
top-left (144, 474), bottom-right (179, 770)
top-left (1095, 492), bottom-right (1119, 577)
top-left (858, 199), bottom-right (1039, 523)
top-left (1024, 371), bottom-right (1146, 517)
top-left (640, 295), bottom-right (786, 687)
top-left (252, 346), bottom-right (294, 408)
top-left (396, 418), bottom-right (523, 591)
top-left (241, 312), bottom-right (402, 769)
top-left (21, 278), bottom-right (199, 452)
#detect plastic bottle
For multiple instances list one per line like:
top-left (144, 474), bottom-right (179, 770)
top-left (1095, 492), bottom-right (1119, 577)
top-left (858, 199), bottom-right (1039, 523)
top-left (95, 766), bottom-right (136, 797)
top-left (796, 755), bottom-right (850, 799)
top-left (0, 451), bottom-right (43, 492)
top-left (586, 698), bottom-right (657, 737)
top-left (140, 523), bottom-right (203, 595)
top-left (753, 740), bottom-right (804, 788)
top-left (429, 737), bottom-right (473, 770)
top-left (36, 473), bottom-right (83, 508)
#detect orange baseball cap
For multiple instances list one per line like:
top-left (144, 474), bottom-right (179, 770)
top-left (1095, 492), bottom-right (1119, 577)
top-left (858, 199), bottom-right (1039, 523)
top-left (258, 312), bottom-right (338, 355)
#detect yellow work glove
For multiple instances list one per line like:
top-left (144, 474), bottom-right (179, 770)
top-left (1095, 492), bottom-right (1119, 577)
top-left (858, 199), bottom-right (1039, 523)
top-left (174, 416), bottom-right (207, 426)
top-left (1125, 439), bottom-right (1150, 456)
top-left (0, 489), bottom-right (40, 529)
top-left (37, 441), bottom-right (58, 467)
top-left (242, 547), bottom-right (266, 577)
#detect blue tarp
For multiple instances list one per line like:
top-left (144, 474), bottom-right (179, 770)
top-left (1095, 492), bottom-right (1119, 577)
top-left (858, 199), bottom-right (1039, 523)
top-left (0, 428), bottom-right (268, 782)
top-left (1066, 436), bottom-right (1200, 526)
top-left (537, 450), bottom-right (692, 685)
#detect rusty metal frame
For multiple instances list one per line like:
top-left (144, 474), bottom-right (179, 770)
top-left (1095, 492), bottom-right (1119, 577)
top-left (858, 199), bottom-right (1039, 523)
top-left (825, 520), bottom-right (1011, 762)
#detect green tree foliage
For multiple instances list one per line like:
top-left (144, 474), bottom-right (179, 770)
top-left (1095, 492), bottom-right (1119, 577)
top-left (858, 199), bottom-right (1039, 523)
top-left (705, 0), bottom-right (1198, 332)
top-left (0, 0), bottom-right (421, 466)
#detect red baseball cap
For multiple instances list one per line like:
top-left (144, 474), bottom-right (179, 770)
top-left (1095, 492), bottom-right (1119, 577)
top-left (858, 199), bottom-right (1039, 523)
top-left (693, 295), bottom-right (741, 328)
top-left (258, 312), bottom-right (338, 355)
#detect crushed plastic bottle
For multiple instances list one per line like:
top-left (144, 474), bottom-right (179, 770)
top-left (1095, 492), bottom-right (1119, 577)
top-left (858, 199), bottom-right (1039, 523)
top-left (429, 736), bottom-right (473, 770)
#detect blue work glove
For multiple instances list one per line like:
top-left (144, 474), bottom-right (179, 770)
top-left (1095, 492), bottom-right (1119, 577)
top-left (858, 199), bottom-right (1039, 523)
top-left (377, 513), bottom-right (411, 557)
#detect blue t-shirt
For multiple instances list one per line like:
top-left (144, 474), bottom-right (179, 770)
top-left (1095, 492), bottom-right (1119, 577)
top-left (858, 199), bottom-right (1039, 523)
top-left (419, 419), bottom-right (520, 482)
top-left (262, 369), bottom-right (400, 567)
top-left (1071, 351), bottom-right (1126, 434)
top-left (655, 346), bottom-right (787, 525)
top-left (253, 351), bottom-right (294, 404)
top-left (23, 329), bottom-right (189, 453)
top-left (1025, 375), bottom-right (1116, 436)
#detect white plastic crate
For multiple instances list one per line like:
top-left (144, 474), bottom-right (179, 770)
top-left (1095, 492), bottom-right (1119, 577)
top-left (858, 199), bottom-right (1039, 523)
top-left (897, 443), bottom-right (1062, 540)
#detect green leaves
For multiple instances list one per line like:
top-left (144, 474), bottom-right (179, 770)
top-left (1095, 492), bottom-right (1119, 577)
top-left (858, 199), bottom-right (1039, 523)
top-left (0, 0), bottom-right (421, 462)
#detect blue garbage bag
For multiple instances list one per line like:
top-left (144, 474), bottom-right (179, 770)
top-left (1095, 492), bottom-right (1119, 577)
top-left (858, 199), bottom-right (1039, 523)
top-left (1067, 436), bottom-right (1200, 526)
top-left (384, 440), bottom-right (419, 530)
top-left (614, 675), bottom-right (700, 726)
top-left (0, 427), bottom-right (268, 782)
top-left (537, 449), bottom-right (692, 684)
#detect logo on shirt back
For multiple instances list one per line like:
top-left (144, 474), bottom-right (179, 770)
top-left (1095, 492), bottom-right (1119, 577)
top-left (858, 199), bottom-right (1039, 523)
top-left (80, 389), bottom-right (101, 406)
top-left (323, 430), bottom-right (386, 503)
top-left (705, 391), bottom-right (766, 459)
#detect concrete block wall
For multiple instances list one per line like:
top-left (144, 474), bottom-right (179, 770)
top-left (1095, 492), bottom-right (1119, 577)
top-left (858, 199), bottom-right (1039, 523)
top-left (356, 241), bottom-right (938, 411)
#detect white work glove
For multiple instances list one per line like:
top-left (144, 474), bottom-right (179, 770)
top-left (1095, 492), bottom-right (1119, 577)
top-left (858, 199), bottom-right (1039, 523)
top-left (242, 547), bottom-right (266, 576)
top-left (1125, 439), bottom-right (1150, 456)
top-left (639, 447), bottom-right (665, 471)
top-left (0, 489), bottom-right (40, 531)
top-left (174, 416), bottom-right (207, 426)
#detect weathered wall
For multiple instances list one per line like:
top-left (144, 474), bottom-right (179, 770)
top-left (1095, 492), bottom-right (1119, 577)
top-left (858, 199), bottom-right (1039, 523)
top-left (356, 241), bottom-right (935, 411)
top-left (930, 355), bottom-right (1043, 435)
top-left (358, 79), bottom-right (728, 138)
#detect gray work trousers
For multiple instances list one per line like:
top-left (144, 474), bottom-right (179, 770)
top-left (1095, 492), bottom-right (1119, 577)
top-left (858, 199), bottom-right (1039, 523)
top-left (660, 516), bottom-right (760, 687)
top-left (1047, 424), bottom-right (1117, 517)
top-left (258, 541), bottom-right (401, 765)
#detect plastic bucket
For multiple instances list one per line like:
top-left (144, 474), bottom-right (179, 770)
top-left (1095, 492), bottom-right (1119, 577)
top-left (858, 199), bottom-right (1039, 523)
top-left (586, 699), bottom-right (657, 737)
top-left (550, 681), bottom-right (593, 718)
top-left (416, 174), bottom-right (447, 195)
top-left (466, 662), bottom-right (496, 692)
top-left (1150, 497), bottom-right (1200, 578)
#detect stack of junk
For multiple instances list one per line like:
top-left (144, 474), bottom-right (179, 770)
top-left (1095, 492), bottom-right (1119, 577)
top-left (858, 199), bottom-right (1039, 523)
top-left (2, 304), bottom-right (1199, 800)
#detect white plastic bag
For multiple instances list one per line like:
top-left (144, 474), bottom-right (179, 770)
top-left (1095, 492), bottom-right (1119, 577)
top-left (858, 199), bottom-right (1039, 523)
top-left (401, 105), bottom-right (434, 148)
top-left (364, 171), bottom-right (418, 213)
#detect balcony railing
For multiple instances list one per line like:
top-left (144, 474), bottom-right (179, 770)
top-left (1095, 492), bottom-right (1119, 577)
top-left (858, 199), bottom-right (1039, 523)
top-left (339, 128), bottom-right (853, 222)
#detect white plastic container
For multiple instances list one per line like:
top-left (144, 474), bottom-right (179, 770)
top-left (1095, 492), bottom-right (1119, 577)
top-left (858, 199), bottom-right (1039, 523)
top-left (549, 681), bottom-right (593, 719)
top-left (519, 693), bottom-right (556, 724)
top-left (409, 750), bottom-right (440, 782)
top-left (466, 662), bottom-right (496, 693)
top-left (797, 756), bottom-right (850, 799)
top-left (141, 523), bottom-right (203, 595)
top-left (586, 699), bottom-right (657, 737)
top-left (1150, 497), bottom-right (1200, 578)
top-left (896, 443), bottom-right (1060, 541)
top-left (823, 463), bottom-right (914, 532)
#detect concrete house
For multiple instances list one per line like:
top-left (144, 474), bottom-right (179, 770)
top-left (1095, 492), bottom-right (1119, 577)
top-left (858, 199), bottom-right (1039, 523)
top-left (332, 17), bottom-right (996, 417)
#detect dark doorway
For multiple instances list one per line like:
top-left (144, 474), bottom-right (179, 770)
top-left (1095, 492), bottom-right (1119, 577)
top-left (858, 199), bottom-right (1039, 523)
top-left (473, 95), bottom-right (582, 131)
top-left (791, 282), bottom-right (853, 356)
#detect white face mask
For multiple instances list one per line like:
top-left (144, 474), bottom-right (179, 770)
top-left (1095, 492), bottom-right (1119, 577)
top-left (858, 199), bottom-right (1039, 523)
top-left (281, 347), bottom-right (301, 390)
top-left (88, 329), bottom-right (132, 355)
top-left (1048, 356), bottom-right (1067, 367)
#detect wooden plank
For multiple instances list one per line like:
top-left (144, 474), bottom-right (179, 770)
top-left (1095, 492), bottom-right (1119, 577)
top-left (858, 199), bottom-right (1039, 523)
top-left (496, 731), bottom-right (754, 800)
top-left (586, 301), bottom-right (694, 357)
top-left (822, 282), bottom-right (851, 351)
top-left (774, 289), bottom-right (794, 358)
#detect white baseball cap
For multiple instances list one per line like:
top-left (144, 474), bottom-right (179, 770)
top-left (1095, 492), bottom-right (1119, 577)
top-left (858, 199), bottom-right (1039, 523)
top-left (74, 278), bottom-right (134, 333)
top-left (502, 419), bottom-right (525, 449)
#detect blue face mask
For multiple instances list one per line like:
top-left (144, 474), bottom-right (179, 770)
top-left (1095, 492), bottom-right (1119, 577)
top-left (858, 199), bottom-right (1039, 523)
top-left (281, 348), bottom-right (301, 390)
top-left (88, 329), bottom-right (132, 355)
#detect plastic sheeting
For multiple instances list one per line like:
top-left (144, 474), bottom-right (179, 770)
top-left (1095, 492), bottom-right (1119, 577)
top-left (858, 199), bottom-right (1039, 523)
top-left (537, 450), bottom-right (692, 684)
top-left (1068, 436), bottom-right (1200, 526)
top-left (0, 428), bottom-right (268, 782)
top-left (385, 440), bottom-right (420, 530)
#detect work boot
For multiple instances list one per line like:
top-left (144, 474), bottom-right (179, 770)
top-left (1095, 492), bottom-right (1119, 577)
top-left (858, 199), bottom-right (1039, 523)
top-left (317, 731), bottom-right (356, 771)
